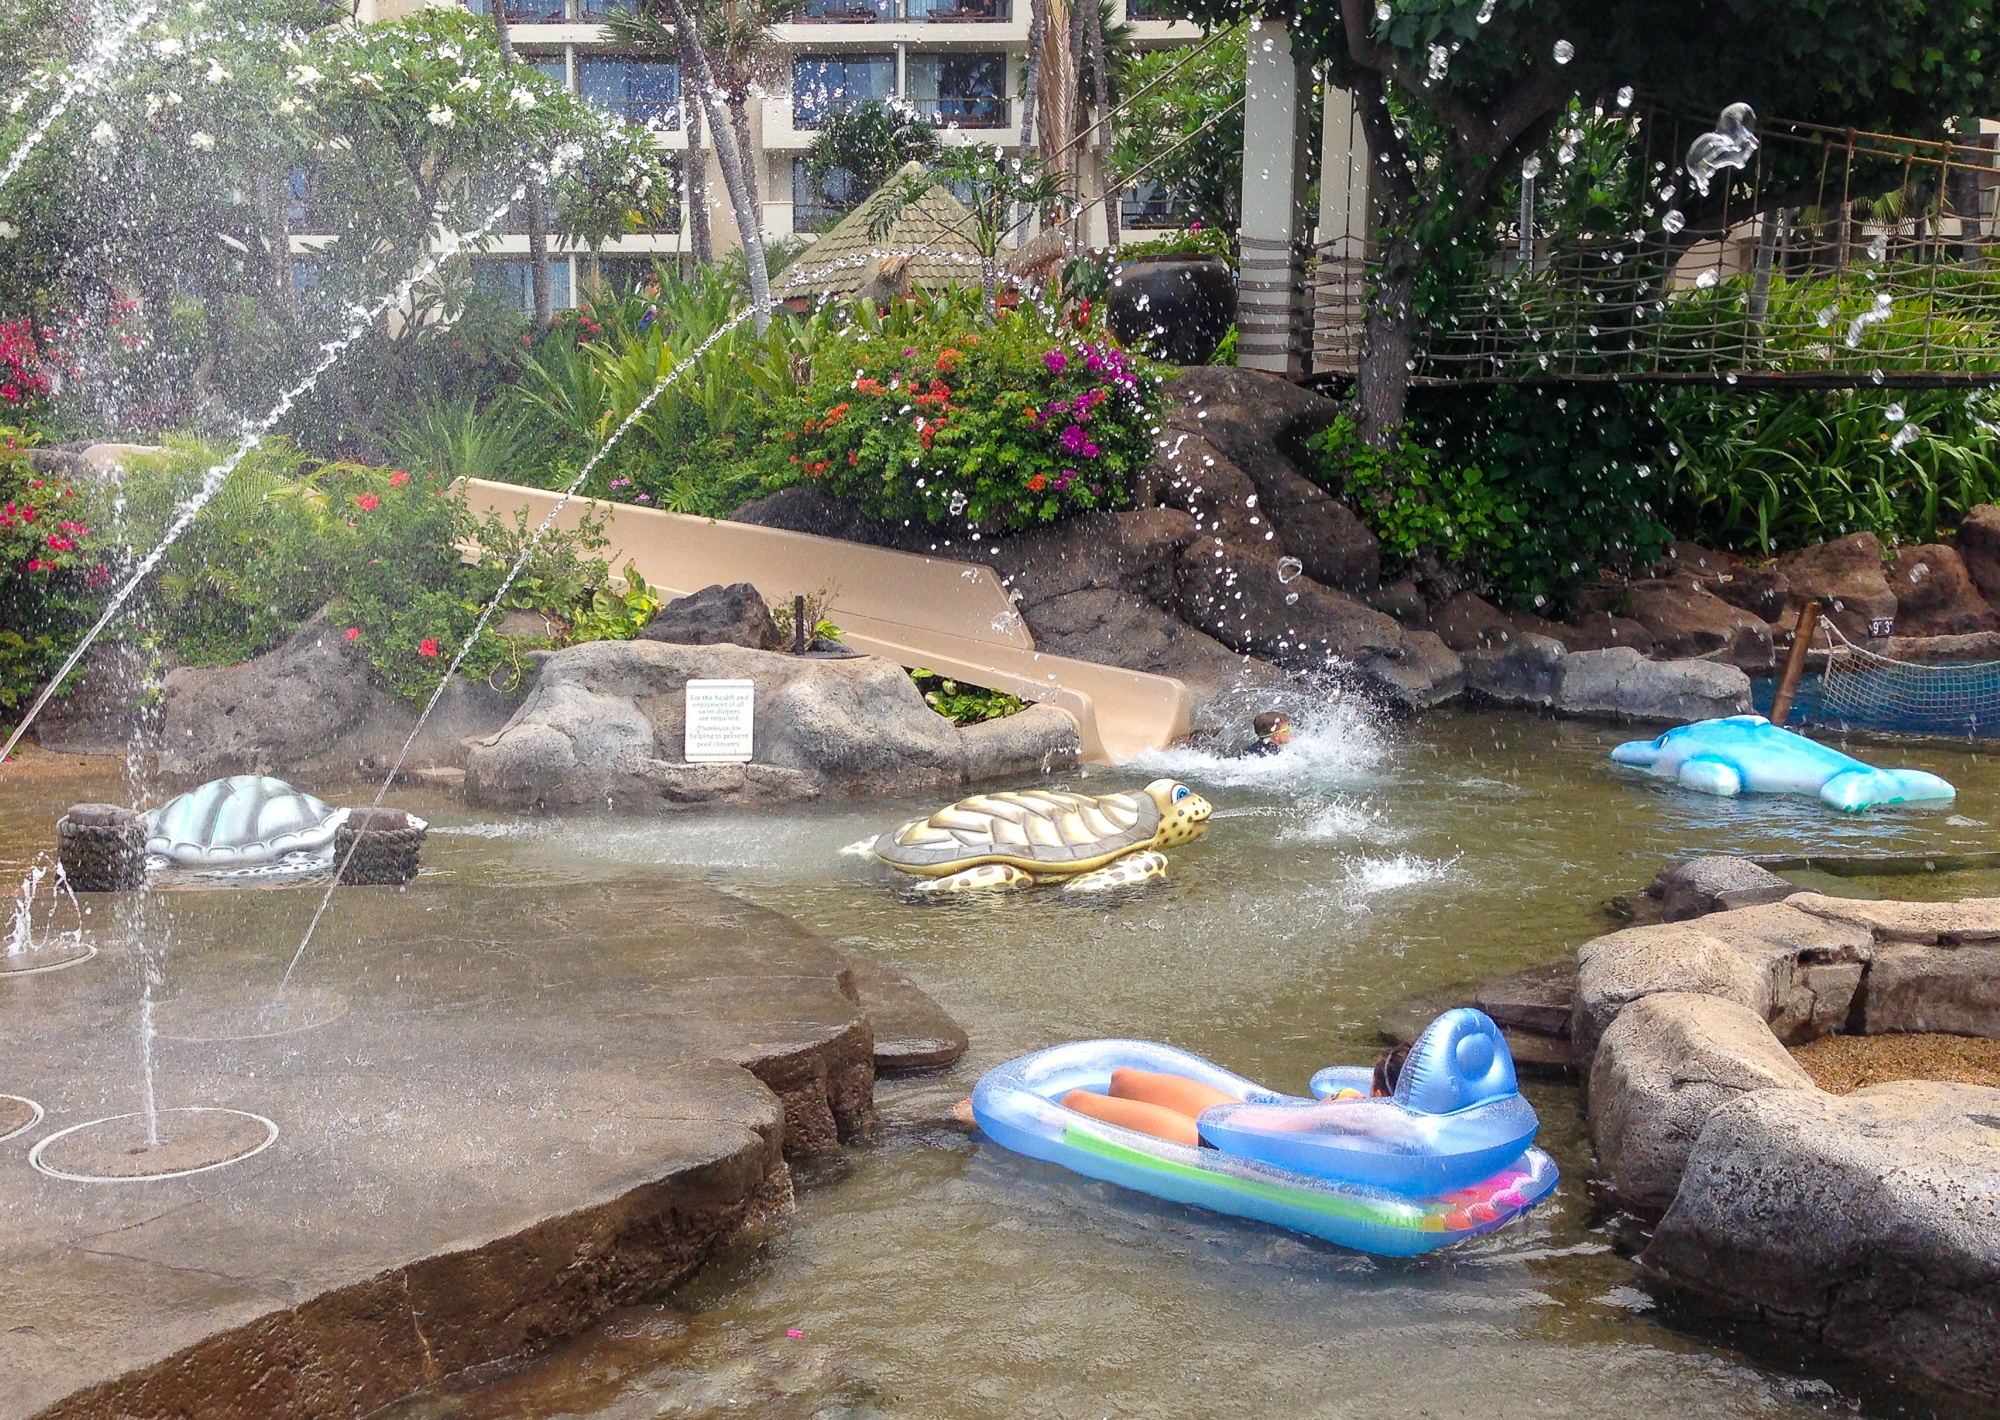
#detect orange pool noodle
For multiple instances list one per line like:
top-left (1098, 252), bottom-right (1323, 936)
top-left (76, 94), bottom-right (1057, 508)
top-left (1106, 1068), bottom-right (1241, 1118)
top-left (1061, 1090), bottom-right (1202, 1147)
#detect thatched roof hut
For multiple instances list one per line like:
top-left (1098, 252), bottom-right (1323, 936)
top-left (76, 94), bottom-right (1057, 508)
top-left (776, 162), bottom-right (984, 303)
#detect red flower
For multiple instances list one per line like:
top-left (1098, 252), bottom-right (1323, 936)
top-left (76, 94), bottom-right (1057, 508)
top-left (44, 535), bottom-right (73, 552)
top-left (344, 627), bottom-right (361, 641)
top-left (936, 349), bottom-right (960, 372)
top-left (418, 638), bottom-right (440, 658)
top-left (24, 558), bottom-right (50, 572)
top-left (389, 470), bottom-right (410, 488)
top-left (354, 492), bottom-right (380, 512)
top-left (1026, 474), bottom-right (1048, 493)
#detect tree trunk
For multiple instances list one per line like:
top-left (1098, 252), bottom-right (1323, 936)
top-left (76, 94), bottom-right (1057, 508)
top-left (1356, 251), bottom-right (1414, 448)
top-left (1014, 0), bottom-right (1046, 241)
top-left (680, 34), bottom-right (713, 266)
top-left (667, 0), bottom-right (771, 328)
top-left (730, 100), bottom-right (761, 233)
top-left (490, 1), bottom-right (553, 328)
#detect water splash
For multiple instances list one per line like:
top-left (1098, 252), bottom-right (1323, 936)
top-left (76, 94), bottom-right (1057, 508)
top-left (1127, 688), bottom-right (1392, 791)
top-left (0, 0), bottom-right (159, 197)
top-left (1551, 39), bottom-right (1574, 64)
top-left (1889, 422), bottom-right (1920, 454)
top-left (1845, 292), bottom-right (1893, 348)
top-left (1660, 210), bottom-right (1685, 235)
top-left (279, 299), bottom-right (764, 993)
top-left (6, 860), bottom-right (83, 959)
top-left (1685, 103), bottom-right (1758, 197)
top-left (1339, 852), bottom-right (1461, 897)
top-left (0, 186), bottom-right (534, 765)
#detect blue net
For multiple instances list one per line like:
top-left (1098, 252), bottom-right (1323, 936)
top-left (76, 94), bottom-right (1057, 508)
top-left (1803, 624), bottom-right (2000, 739)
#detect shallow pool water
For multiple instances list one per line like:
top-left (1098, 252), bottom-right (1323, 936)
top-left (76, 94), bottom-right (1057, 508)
top-left (6, 705), bottom-right (1995, 1419)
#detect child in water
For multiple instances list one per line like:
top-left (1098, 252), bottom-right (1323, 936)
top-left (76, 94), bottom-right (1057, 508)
top-left (1239, 711), bottom-right (1292, 757)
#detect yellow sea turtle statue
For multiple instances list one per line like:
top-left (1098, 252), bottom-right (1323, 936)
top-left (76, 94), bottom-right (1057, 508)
top-left (864, 779), bottom-right (1213, 893)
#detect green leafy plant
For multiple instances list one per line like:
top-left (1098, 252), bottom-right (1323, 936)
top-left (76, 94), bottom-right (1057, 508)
top-left (800, 100), bottom-right (940, 210)
top-left (764, 291), bottom-right (1158, 533)
top-left (769, 589), bottom-right (842, 648)
top-left (910, 668), bottom-right (1025, 724)
top-left (1306, 413), bottom-right (1519, 573)
top-left (0, 427), bottom-right (103, 720)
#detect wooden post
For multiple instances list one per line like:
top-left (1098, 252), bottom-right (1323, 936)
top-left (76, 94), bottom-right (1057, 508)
top-left (793, 594), bottom-right (808, 655)
top-left (1770, 599), bottom-right (1822, 727)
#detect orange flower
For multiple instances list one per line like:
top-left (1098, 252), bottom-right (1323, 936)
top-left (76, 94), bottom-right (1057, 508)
top-left (354, 492), bottom-right (380, 512)
top-left (389, 469), bottom-right (410, 487)
top-left (1026, 474), bottom-right (1048, 493)
top-left (936, 349), bottom-right (959, 372)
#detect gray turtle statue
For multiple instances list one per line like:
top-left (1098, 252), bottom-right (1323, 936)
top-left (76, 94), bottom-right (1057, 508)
top-left (143, 775), bottom-right (352, 869)
top-left (859, 779), bottom-right (1213, 894)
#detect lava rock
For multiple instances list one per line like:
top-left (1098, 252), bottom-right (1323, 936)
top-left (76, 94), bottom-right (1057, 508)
top-left (1888, 543), bottom-right (1996, 637)
top-left (1366, 579), bottom-right (1431, 629)
top-left (1776, 532), bottom-right (1899, 640)
top-left (1553, 647), bottom-right (1751, 723)
top-left (1430, 592), bottom-right (1566, 654)
top-left (1553, 610), bottom-right (1657, 656)
top-left (1622, 582), bottom-right (1775, 672)
top-left (1647, 856), bottom-right (1796, 922)
top-left (1957, 503), bottom-right (2000, 599)
top-left (1588, 991), bottom-right (1814, 1215)
top-left (640, 582), bottom-right (786, 651)
top-left (1641, 1080), bottom-right (2000, 1406)
top-left (1713, 562), bottom-right (1791, 621)
top-left (1643, 541), bottom-right (1735, 584)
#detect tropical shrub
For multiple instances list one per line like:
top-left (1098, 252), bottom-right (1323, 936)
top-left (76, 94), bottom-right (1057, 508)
top-left (767, 291), bottom-right (1159, 533)
top-left (0, 320), bottom-right (52, 421)
top-left (1305, 414), bottom-right (1519, 575)
top-left (0, 427), bottom-right (104, 719)
top-left (910, 669), bottom-right (1025, 725)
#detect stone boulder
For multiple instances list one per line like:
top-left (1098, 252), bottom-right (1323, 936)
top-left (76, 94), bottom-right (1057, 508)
top-left (1572, 901), bottom-right (1875, 1061)
top-left (158, 610), bottom-right (518, 782)
top-left (1647, 856), bottom-right (1796, 922)
top-left (1366, 579), bottom-right (1430, 629)
top-left (1957, 504), bottom-right (2000, 598)
top-left (1430, 592), bottom-right (1566, 654)
top-left (1713, 562), bottom-right (1791, 622)
top-left (1588, 992), bottom-right (1815, 1215)
top-left (1777, 533), bottom-right (1898, 640)
top-left (1641, 1081), bottom-right (2000, 1406)
top-left (1643, 540), bottom-right (1735, 584)
top-left (640, 582), bottom-right (786, 650)
top-left (1554, 610), bottom-right (1656, 656)
top-left (1857, 943), bottom-right (2000, 1037)
top-left (1622, 581), bottom-right (1775, 672)
top-left (1463, 633), bottom-right (1566, 709)
top-left (1553, 647), bottom-right (1751, 724)
top-left (1170, 537), bottom-right (1463, 709)
top-left (463, 640), bottom-right (1077, 811)
top-left (1888, 543), bottom-right (1996, 637)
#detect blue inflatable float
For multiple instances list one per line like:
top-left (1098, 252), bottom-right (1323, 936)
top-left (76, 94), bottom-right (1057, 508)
top-left (1610, 715), bottom-right (1955, 811)
top-left (970, 1009), bottom-right (1557, 1256)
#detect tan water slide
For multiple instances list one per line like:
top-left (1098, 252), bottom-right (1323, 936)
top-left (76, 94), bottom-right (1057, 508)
top-left (462, 479), bottom-right (1190, 764)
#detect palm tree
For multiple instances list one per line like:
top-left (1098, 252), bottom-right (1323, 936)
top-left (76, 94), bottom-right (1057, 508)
top-left (488, 1), bottom-right (553, 327)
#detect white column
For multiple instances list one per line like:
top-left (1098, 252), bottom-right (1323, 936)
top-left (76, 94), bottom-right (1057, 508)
top-left (1311, 84), bottom-right (1368, 373)
top-left (1235, 20), bottom-right (1312, 376)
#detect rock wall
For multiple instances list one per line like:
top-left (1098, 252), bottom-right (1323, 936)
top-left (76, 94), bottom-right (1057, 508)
top-left (463, 640), bottom-right (1078, 811)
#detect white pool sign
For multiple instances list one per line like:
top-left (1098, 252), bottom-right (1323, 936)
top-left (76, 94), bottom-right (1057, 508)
top-left (684, 679), bottom-right (755, 763)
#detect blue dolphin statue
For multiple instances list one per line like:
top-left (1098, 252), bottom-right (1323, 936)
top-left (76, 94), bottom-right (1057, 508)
top-left (1611, 715), bottom-right (1955, 811)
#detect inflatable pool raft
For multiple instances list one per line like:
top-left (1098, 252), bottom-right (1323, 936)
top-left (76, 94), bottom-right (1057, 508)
top-left (971, 1010), bottom-right (1557, 1256)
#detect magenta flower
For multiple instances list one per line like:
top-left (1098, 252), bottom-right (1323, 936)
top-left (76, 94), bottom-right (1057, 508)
top-left (1043, 350), bottom-right (1067, 374)
top-left (1085, 352), bottom-right (1105, 374)
top-left (1060, 423), bottom-right (1088, 454)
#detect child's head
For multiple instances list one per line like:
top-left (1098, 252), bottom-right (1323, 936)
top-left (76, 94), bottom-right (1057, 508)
top-left (1252, 711), bottom-right (1292, 743)
top-left (1371, 1042), bottom-right (1411, 1097)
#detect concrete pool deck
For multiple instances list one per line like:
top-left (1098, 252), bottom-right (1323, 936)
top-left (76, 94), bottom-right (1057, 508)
top-left (0, 871), bottom-right (961, 1419)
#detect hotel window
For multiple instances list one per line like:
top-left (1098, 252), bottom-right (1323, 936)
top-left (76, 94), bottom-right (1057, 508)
top-left (471, 257), bottom-right (573, 311)
top-left (791, 53), bottom-right (895, 128)
top-left (905, 52), bottom-right (1007, 127)
top-left (579, 57), bottom-right (682, 128)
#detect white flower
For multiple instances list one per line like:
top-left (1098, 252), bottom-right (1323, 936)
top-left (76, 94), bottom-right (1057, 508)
top-left (426, 104), bottom-right (454, 127)
top-left (508, 85), bottom-right (537, 110)
top-left (153, 36), bottom-right (182, 56)
top-left (189, 131), bottom-right (215, 150)
top-left (0, 221), bottom-right (17, 240)
top-left (166, 90), bottom-right (183, 106)
top-left (453, 75), bottom-right (481, 93)
top-left (144, 92), bottom-right (163, 117)
top-left (276, 97), bottom-right (299, 115)
top-left (289, 64), bottom-right (322, 87)
top-left (188, 2), bottom-right (207, 14)
top-left (205, 60), bottom-right (230, 85)
top-left (349, 72), bottom-right (382, 93)
top-left (89, 119), bottom-right (117, 145)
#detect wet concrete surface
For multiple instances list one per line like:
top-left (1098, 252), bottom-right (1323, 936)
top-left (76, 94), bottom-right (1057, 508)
top-left (0, 812), bottom-right (959, 1419)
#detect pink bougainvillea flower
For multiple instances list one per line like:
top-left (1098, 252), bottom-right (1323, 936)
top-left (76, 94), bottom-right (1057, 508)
top-left (1043, 350), bottom-right (1067, 374)
top-left (44, 534), bottom-right (73, 552)
top-left (418, 638), bottom-right (440, 658)
top-left (354, 492), bottom-right (380, 512)
top-left (24, 558), bottom-right (51, 572)
top-left (786, 1329), bottom-right (804, 1339)
top-left (389, 469), bottom-right (410, 488)
top-left (1059, 424), bottom-right (1089, 455)
top-left (343, 627), bottom-right (361, 642)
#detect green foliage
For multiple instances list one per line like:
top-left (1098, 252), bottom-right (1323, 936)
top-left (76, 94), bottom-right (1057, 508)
top-left (764, 290), bottom-right (1158, 533)
top-left (382, 390), bottom-right (549, 487)
top-left (1111, 25), bottom-right (1246, 235)
top-left (769, 589), bottom-right (842, 648)
top-left (0, 427), bottom-right (103, 718)
top-left (1654, 387), bottom-right (2000, 555)
top-left (910, 668), bottom-right (1026, 725)
top-left (1306, 414), bottom-right (1519, 573)
top-left (801, 101), bottom-right (940, 199)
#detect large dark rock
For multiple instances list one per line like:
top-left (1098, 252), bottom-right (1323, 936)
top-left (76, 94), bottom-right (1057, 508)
top-left (1430, 592), bottom-right (1566, 653)
top-left (1622, 581), bottom-right (1775, 672)
top-left (1713, 562), bottom-right (1791, 621)
top-left (1462, 632), bottom-right (1567, 709)
top-left (1170, 536), bottom-right (1462, 709)
top-left (1777, 533), bottom-right (1899, 640)
top-left (463, 640), bottom-right (1077, 811)
top-left (640, 582), bottom-right (785, 651)
top-left (1588, 991), bottom-right (1814, 1215)
top-left (158, 610), bottom-right (518, 782)
top-left (1957, 503), bottom-right (2000, 599)
top-left (1641, 1081), bottom-right (2000, 1406)
top-left (1554, 610), bottom-right (1657, 656)
top-left (1888, 543), bottom-right (1996, 637)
